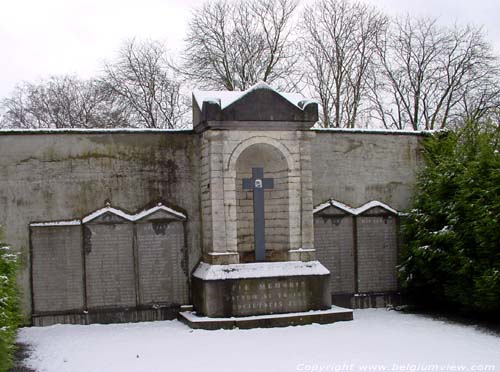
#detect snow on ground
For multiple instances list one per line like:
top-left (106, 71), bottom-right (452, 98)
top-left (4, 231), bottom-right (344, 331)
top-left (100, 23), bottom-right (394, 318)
top-left (17, 309), bottom-right (500, 372)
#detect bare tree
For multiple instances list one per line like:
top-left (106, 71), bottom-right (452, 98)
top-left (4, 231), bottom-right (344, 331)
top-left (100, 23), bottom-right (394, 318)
top-left (454, 69), bottom-right (500, 125)
top-left (370, 17), bottom-right (498, 130)
top-left (182, 0), bottom-right (299, 91)
top-left (0, 76), bottom-right (128, 129)
top-left (102, 39), bottom-right (188, 129)
top-left (300, 0), bottom-right (387, 128)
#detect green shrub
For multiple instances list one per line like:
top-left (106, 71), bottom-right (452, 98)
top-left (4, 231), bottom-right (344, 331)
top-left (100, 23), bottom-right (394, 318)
top-left (0, 230), bottom-right (20, 372)
top-left (399, 122), bottom-right (500, 317)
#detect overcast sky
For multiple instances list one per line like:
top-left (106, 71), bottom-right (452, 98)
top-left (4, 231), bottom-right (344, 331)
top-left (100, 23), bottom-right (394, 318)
top-left (1, 0), bottom-right (500, 99)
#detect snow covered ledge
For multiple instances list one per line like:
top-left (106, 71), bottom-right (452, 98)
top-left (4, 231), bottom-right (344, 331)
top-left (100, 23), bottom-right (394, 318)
top-left (191, 260), bottom-right (332, 318)
top-left (193, 260), bottom-right (329, 281)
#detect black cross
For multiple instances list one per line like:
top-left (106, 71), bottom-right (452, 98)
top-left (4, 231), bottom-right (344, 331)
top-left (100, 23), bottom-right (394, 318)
top-left (242, 168), bottom-right (274, 262)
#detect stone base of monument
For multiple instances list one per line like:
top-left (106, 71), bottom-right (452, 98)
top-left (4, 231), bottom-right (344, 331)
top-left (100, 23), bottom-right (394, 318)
top-left (189, 261), bottom-right (353, 328)
top-left (179, 306), bottom-right (353, 330)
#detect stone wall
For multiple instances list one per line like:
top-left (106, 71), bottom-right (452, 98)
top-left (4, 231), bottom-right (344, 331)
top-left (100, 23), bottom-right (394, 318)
top-left (312, 130), bottom-right (424, 210)
top-left (0, 130), bottom-right (200, 318)
top-left (0, 128), bottom-right (424, 318)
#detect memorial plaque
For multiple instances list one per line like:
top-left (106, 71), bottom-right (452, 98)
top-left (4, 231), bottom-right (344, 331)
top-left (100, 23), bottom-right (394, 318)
top-left (31, 226), bottom-right (84, 313)
top-left (314, 214), bottom-right (355, 294)
top-left (192, 261), bottom-right (332, 317)
top-left (136, 221), bottom-right (188, 305)
top-left (227, 278), bottom-right (312, 316)
top-left (84, 222), bottom-right (136, 308)
top-left (357, 215), bottom-right (398, 292)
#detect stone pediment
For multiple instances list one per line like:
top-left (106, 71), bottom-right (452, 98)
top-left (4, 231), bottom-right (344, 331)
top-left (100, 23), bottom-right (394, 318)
top-left (313, 199), bottom-right (399, 216)
top-left (192, 82), bottom-right (318, 132)
top-left (54, 203), bottom-right (189, 225)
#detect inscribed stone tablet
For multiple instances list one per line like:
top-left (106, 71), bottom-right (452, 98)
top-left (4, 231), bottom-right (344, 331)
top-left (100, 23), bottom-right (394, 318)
top-left (357, 215), bottom-right (398, 292)
top-left (31, 226), bottom-right (84, 313)
top-left (84, 223), bottom-right (136, 308)
top-left (314, 215), bottom-right (355, 294)
top-left (136, 221), bottom-right (188, 305)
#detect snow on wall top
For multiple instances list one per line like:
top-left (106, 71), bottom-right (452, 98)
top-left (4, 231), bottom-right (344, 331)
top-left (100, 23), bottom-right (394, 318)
top-left (193, 260), bottom-right (329, 280)
top-left (193, 81), bottom-right (308, 111)
top-left (31, 203), bottom-right (186, 227)
top-left (30, 220), bottom-right (82, 227)
top-left (312, 127), bottom-right (434, 135)
top-left (313, 199), bottom-right (399, 215)
top-left (0, 128), bottom-right (193, 134)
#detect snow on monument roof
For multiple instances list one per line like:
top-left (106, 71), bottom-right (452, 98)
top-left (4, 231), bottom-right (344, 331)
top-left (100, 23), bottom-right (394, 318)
top-left (82, 206), bottom-right (131, 223)
top-left (82, 203), bottom-right (186, 223)
top-left (313, 199), bottom-right (399, 215)
top-left (132, 203), bottom-right (187, 221)
top-left (32, 203), bottom-right (186, 227)
top-left (193, 261), bottom-right (329, 280)
top-left (193, 81), bottom-right (308, 110)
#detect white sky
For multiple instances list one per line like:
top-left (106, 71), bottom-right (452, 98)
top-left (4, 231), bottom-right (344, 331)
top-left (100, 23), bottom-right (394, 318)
top-left (1, 0), bottom-right (500, 99)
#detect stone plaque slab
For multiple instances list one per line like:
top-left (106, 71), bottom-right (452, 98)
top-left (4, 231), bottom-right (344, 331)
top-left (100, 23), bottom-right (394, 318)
top-left (31, 226), bottom-right (84, 313)
top-left (84, 223), bottom-right (136, 309)
top-left (136, 221), bottom-right (188, 305)
top-left (357, 215), bottom-right (398, 293)
top-left (314, 215), bottom-right (355, 294)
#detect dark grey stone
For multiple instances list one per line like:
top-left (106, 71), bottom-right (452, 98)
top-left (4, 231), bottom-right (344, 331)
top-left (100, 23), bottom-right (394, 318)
top-left (84, 223), bottom-right (137, 309)
top-left (136, 221), bottom-right (188, 306)
top-left (242, 167), bottom-right (274, 262)
top-left (192, 274), bottom-right (332, 317)
top-left (31, 305), bottom-right (180, 326)
top-left (193, 87), bottom-right (318, 132)
top-left (31, 226), bottom-right (84, 313)
top-left (314, 214), bottom-right (355, 294)
top-left (179, 307), bottom-right (353, 330)
top-left (357, 214), bottom-right (399, 293)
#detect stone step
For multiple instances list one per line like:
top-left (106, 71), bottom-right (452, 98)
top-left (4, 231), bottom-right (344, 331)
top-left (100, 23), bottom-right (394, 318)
top-left (178, 305), bottom-right (353, 330)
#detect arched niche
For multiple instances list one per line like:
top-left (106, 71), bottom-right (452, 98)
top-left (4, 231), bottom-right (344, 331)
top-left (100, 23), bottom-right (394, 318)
top-left (235, 143), bottom-right (290, 262)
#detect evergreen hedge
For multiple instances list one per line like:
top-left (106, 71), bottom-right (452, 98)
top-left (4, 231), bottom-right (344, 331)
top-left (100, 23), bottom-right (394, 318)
top-left (399, 122), bottom-right (500, 317)
top-left (0, 230), bottom-right (20, 372)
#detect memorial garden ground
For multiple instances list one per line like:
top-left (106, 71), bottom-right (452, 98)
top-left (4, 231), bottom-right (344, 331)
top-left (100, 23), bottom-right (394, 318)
top-left (14, 309), bottom-right (500, 372)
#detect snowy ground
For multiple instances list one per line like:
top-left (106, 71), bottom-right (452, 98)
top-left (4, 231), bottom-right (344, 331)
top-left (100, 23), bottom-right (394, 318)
top-left (17, 309), bottom-right (500, 372)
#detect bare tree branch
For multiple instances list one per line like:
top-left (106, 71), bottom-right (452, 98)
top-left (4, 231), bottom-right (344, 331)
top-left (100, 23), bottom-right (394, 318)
top-left (0, 76), bottom-right (129, 129)
top-left (102, 38), bottom-right (189, 129)
top-left (370, 16), bottom-right (499, 130)
top-left (300, 0), bottom-right (387, 127)
top-left (181, 0), bottom-right (299, 91)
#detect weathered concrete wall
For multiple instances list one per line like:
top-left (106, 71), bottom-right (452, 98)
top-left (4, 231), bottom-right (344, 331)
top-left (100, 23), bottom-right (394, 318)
top-left (0, 130), bottom-right (200, 317)
top-left (312, 130), bottom-right (425, 210)
top-left (0, 128), bottom-right (425, 318)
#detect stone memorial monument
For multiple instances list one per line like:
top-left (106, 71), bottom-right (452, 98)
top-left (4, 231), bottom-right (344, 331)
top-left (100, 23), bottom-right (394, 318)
top-left (183, 82), bottom-right (353, 328)
top-left (0, 78), bottom-right (423, 328)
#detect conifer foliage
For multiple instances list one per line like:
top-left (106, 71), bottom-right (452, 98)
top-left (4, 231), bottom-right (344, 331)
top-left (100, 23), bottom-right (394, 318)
top-left (400, 122), bottom-right (500, 316)
top-left (0, 230), bottom-right (20, 372)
